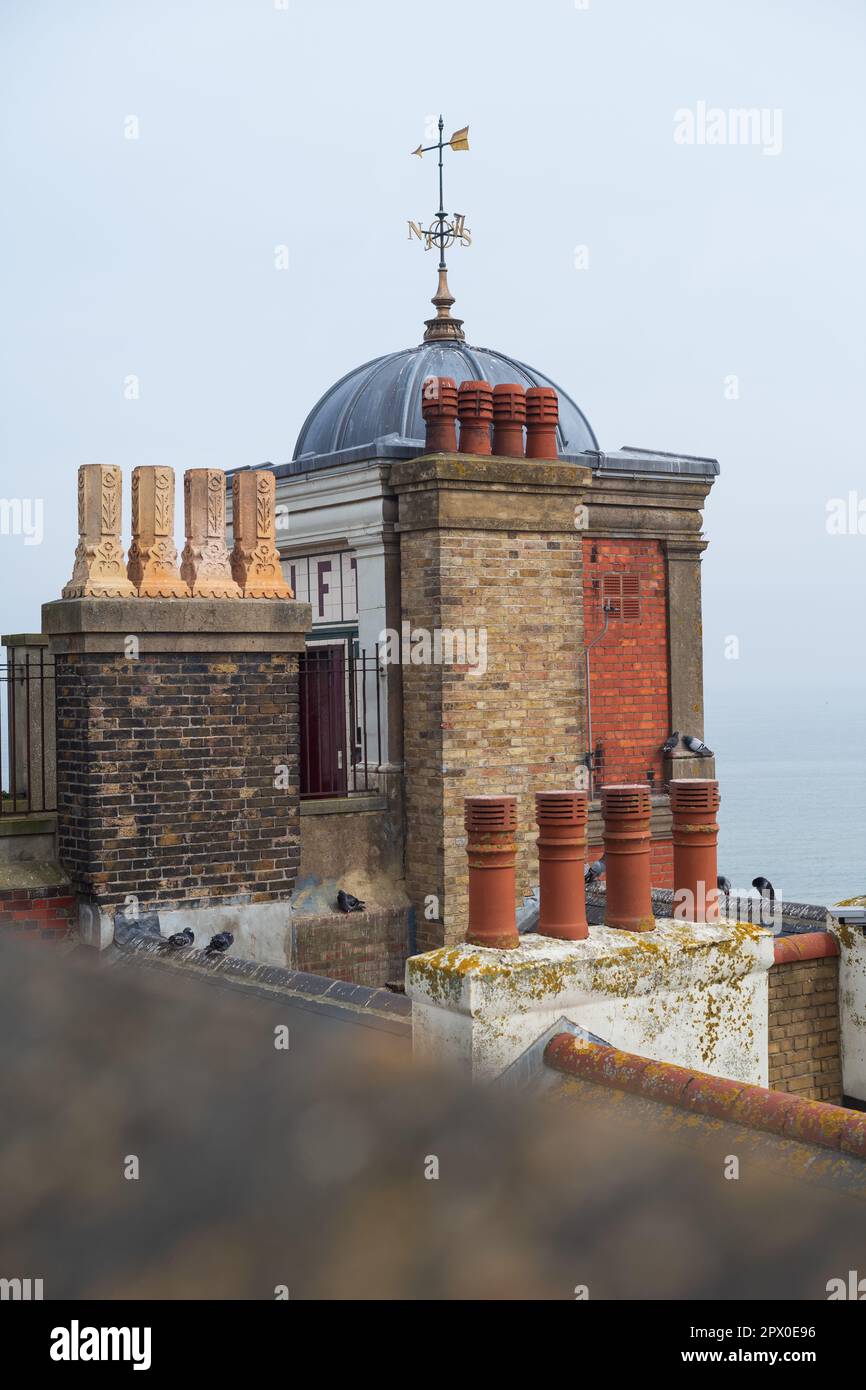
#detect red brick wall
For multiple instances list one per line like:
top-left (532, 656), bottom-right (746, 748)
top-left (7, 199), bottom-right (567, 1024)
top-left (0, 885), bottom-right (74, 939)
top-left (582, 537), bottom-right (672, 888)
top-left (582, 538), bottom-right (670, 786)
top-left (585, 837), bottom-right (674, 891)
top-left (650, 837), bottom-right (673, 889)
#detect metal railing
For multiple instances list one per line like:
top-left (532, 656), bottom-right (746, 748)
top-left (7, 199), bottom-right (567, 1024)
top-left (299, 647), bottom-right (383, 799)
top-left (1, 652), bottom-right (57, 817)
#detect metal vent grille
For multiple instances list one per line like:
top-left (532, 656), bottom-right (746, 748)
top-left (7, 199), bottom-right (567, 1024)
top-left (601, 784), bottom-right (651, 816)
top-left (464, 796), bottom-right (518, 833)
top-left (602, 572), bottom-right (641, 621)
top-left (669, 780), bottom-right (720, 814)
top-left (535, 791), bottom-right (588, 825)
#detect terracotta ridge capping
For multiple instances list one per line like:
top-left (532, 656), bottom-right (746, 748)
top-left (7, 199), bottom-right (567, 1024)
top-left (773, 931), bottom-right (840, 964)
top-left (543, 1034), bottom-right (866, 1159)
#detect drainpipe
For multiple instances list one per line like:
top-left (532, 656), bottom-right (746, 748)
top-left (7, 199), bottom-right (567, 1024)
top-left (584, 600), bottom-right (613, 797)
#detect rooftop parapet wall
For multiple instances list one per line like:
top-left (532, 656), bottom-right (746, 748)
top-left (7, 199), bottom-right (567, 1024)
top-left (406, 919), bottom-right (774, 1083)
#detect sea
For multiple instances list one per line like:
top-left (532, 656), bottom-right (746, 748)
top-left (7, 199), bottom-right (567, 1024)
top-left (706, 683), bottom-right (865, 909)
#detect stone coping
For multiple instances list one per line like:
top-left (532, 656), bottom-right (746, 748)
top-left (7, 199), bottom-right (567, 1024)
top-left (2, 633), bottom-right (50, 648)
top-left (42, 597), bottom-right (312, 654)
top-left (407, 919), bottom-right (774, 1017)
top-left (0, 814), bottom-right (57, 838)
top-left (389, 452), bottom-right (592, 491)
top-left (112, 937), bottom-right (412, 1026)
top-left (544, 1034), bottom-right (866, 1160)
top-left (774, 932), bottom-right (840, 964)
top-left (300, 795), bottom-right (387, 817)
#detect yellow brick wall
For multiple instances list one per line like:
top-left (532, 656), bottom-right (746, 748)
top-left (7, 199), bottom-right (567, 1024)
top-left (401, 527), bottom-right (585, 949)
top-left (767, 957), bottom-right (842, 1104)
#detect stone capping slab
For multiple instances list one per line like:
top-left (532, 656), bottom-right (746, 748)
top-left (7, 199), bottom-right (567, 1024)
top-left (114, 936), bottom-right (412, 1021)
top-left (773, 931), bottom-right (840, 964)
top-left (407, 919), bottom-right (774, 1018)
top-left (543, 1034), bottom-right (866, 1161)
top-left (300, 795), bottom-right (387, 817)
top-left (1, 633), bottom-right (50, 648)
top-left (0, 814), bottom-right (57, 838)
top-left (42, 597), bottom-right (312, 654)
top-left (389, 452), bottom-right (592, 492)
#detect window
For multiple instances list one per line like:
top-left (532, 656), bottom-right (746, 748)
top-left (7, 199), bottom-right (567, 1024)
top-left (602, 573), bottom-right (641, 621)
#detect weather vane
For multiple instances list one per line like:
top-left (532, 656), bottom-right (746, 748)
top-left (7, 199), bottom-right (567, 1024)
top-left (408, 116), bottom-right (470, 342)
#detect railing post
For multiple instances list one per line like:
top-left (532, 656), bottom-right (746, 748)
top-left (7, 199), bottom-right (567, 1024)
top-left (1, 635), bottom-right (56, 815)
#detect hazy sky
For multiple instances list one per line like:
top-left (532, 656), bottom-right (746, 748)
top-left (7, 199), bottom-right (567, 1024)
top-left (2, 0), bottom-right (864, 699)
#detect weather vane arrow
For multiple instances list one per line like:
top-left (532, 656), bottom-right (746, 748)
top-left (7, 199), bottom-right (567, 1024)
top-left (408, 116), bottom-right (471, 342)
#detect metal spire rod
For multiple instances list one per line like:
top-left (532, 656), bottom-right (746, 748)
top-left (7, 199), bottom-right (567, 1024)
top-left (437, 115), bottom-right (446, 271)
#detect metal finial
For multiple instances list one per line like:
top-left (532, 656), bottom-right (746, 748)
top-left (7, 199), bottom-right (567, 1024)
top-left (408, 118), bottom-right (471, 342)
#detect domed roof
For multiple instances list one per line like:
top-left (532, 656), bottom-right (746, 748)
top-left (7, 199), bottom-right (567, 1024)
top-left (293, 341), bottom-right (597, 462)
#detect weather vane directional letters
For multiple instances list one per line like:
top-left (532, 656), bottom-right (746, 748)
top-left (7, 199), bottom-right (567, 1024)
top-left (408, 117), bottom-right (471, 261)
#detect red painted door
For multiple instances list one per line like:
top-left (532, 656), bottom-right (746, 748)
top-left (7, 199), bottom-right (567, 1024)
top-left (300, 646), bottom-right (348, 797)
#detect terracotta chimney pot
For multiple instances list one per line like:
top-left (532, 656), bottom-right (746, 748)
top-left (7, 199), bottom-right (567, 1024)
top-left (464, 795), bottom-right (520, 950)
top-left (525, 386), bottom-right (559, 459)
top-left (601, 783), bottom-right (654, 932)
top-left (670, 779), bottom-right (721, 924)
top-left (491, 383), bottom-right (526, 457)
top-left (421, 376), bottom-right (459, 453)
top-left (535, 790), bottom-right (589, 940)
top-left (457, 379), bottom-right (493, 455)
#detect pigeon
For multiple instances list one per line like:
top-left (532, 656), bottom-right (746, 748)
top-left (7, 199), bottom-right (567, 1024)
top-left (337, 890), bottom-right (365, 914)
top-left (584, 858), bottom-right (605, 886)
top-left (660, 732), bottom-right (680, 755)
top-left (204, 931), bottom-right (234, 955)
top-left (167, 927), bottom-right (194, 949)
top-left (717, 876), bottom-right (732, 895)
top-left (684, 735), bottom-right (714, 758)
top-left (752, 877), bottom-right (774, 900)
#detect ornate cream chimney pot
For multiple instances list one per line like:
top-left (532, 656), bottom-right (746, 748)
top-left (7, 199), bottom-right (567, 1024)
top-left (127, 466), bottom-right (188, 597)
top-left (180, 469), bottom-right (240, 597)
top-left (230, 471), bottom-right (293, 599)
top-left (62, 464), bottom-right (135, 598)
